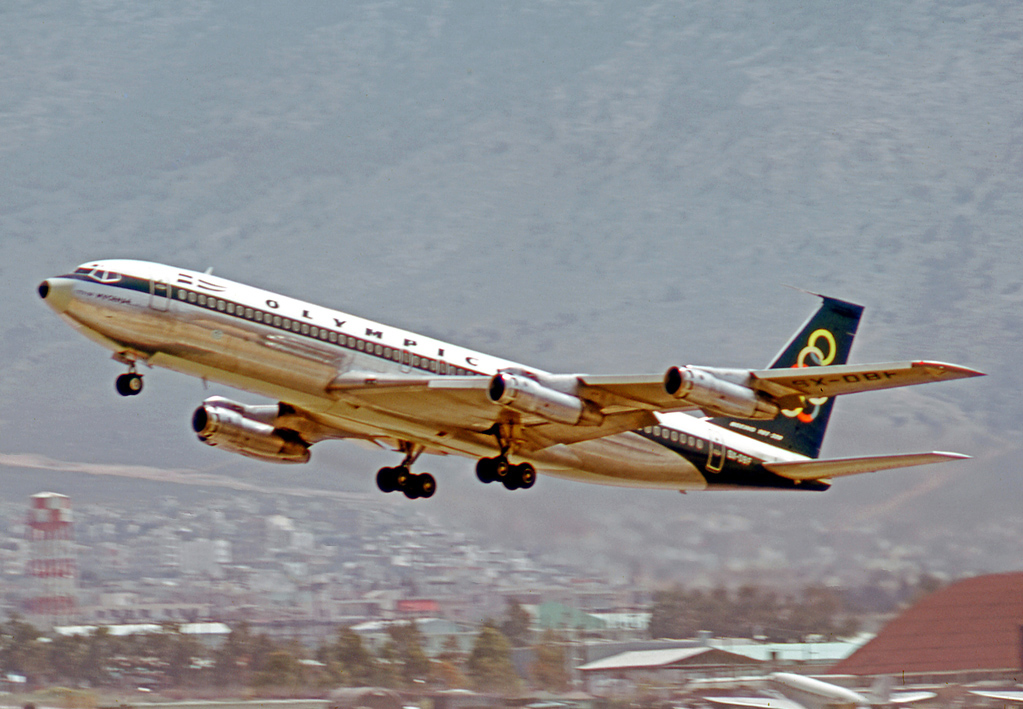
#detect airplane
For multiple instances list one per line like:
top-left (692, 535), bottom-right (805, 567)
top-left (969, 689), bottom-right (1023, 704)
top-left (38, 259), bottom-right (983, 499)
top-left (699, 672), bottom-right (935, 709)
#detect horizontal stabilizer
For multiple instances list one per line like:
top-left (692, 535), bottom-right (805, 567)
top-left (749, 360), bottom-right (984, 400)
top-left (764, 452), bottom-right (969, 481)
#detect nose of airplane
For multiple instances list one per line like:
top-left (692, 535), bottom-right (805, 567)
top-left (38, 277), bottom-right (75, 313)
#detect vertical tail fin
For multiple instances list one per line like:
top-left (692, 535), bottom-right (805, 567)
top-left (711, 295), bottom-right (864, 458)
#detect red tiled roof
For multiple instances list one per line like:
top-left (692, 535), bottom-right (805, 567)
top-left (832, 572), bottom-right (1023, 675)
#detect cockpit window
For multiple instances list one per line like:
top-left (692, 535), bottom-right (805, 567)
top-left (85, 268), bottom-right (122, 284)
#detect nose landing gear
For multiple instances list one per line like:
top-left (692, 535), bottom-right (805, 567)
top-left (115, 370), bottom-right (144, 396)
top-left (113, 353), bottom-right (145, 397)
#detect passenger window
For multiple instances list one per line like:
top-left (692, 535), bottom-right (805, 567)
top-left (188, 292), bottom-right (197, 303)
top-left (273, 316), bottom-right (282, 327)
top-left (198, 295), bottom-right (206, 305)
top-left (245, 308), bottom-right (253, 319)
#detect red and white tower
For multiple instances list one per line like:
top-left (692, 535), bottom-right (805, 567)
top-left (26, 492), bottom-right (76, 619)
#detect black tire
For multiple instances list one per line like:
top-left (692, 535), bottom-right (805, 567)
top-left (417, 473), bottom-right (436, 499)
top-left (394, 465), bottom-right (411, 490)
top-left (376, 466), bottom-right (398, 493)
top-left (476, 457), bottom-right (498, 484)
top-left (501, 468), bottom-right (521, 491)
top-left (403, 475), bottom-right (422, 500)
top-left (115, 374), bottom-right (138, 397)
top-left (517, 463), bottom-right (537, 489)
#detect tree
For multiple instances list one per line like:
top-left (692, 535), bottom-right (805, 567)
top-left (500, 599), bottom-right (532, 648)
top-left (530, 630), bottom-right (568, 692)
top-left (0, 615), bottom-right (48, 683)
top-left (385, 621), bottom-right (432, 687)
top-left (253, 649), bottom-right (302, 688)
top-left (466, 622), bottom-right (520, 694)
top-left (319, 626), bottom-right (379, 687)
top-left (648, 585), bottom-right (700, 639)
top-left (213, 621), bottom-right (255, 687)
top-left (435, 634), bottom-right (468, 689)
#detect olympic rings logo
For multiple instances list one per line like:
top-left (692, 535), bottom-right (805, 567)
top-left (781, 328), bottom-right (836, 424)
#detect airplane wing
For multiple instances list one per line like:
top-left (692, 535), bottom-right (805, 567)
top-left (890, 691), bottom-right (938, 704)
top-left (704, 697), bottom-right (805, 709)
top-left (325, 361), bottom-right (983, 452)
top-left (764, 452), bottom-right (969, 480)
top-left (970, 690), bottom-right (1023, 703)
top-left (327, 372), bottom-right (678, 446)
top-left (748, 361), bottom-right (983, 400)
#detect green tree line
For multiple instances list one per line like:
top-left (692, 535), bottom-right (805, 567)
top-left (648, 583), bottom-right (860, 641)
top-left (0, 614), bottom-right (568, 694)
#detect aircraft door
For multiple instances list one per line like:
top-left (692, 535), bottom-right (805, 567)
top-left (707, 436), bottom-right (726, 473)
top-left (150, 279), bottom-right (170, 311)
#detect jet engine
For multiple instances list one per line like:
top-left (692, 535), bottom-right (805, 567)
top-left (663, 366), bottom-right (779, 420)
top-left (488, 373), bottom-right (603, 426)
top-left (191, 397), bottom-right (311, 463)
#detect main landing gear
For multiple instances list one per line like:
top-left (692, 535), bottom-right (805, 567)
top-left (476, 421), bottom-right (536, 491)
top-left (376, 443), bottom-right (436, 500)
top-left (476, 456), bottom-right (536, 490)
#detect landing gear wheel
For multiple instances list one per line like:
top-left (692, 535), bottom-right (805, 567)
top-left (476, 457), bottom-right (500, 484)
top-left (393, 465), bottom-right (411, 491)
top-left (515, 463), bottom-right (536, 489)
top-left (402, 473), bottom-right (436, 500)
top-left (376, 466), bottom-right (399, 493)
top-left (115, 373), bottom-right (143, 397)
top-left (417, 473), bottom-right (436, 499)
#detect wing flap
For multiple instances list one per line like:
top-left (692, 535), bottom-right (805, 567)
top-left (764, 452), bottom-right (969, 481)
top-left (749, 360), bottom-right (984, 399)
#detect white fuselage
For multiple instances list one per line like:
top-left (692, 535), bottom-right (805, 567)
top-left (43, 260), bottom-right (806, 489)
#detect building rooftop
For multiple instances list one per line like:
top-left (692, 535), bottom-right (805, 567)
top-left (831, 572), bottom-right (1023, 676)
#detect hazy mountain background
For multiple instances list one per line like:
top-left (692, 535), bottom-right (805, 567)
top-left (1, 1), bottom-right (1021, 583)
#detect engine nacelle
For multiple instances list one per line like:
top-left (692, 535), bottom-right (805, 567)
top-left (191, 397), bottom-right (311, 464)
top-left (663, 366), bottom-right (779, 420)
top-left (488, 373), bottom-right (603, 426)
